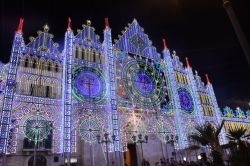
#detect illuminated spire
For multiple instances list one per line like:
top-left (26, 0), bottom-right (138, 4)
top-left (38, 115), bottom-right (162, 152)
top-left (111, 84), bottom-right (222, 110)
top-left (86, 20), bottom-right (91, 26)
top-left (132, 18), bottom-right (138, 24)
top-left (16, 18), bottom-right (24, 34)
top-left (172, 50), bottom-right (177, 56)
top-left (162, 38), bottom-right (167, 49)
top-left (105, 17), bottom-right (110, 29)
top-left (43, 24), bottom-right (49, 32)
top-left (67, 17), bottom-right (71, 31)
top-left (195, 70), bottom-right (198, 76)
top-left (205, 74), bottom-right (211, 85)
top-left (185, 57), bottom-right (191, 68)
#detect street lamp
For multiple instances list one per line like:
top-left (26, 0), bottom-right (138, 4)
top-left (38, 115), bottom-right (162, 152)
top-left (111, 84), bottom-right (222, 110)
top-left (169, 134), bottom-right (178, 162)
top-left (159, 132), bottom-right (172, 163)
top-left (223, 0), bottom-right (250, 66)
top-left (132, 133), bottom-right (148, 166)
top-left (197, 155), bottom-right (202, 160)
top-left (96, 133), bottom-right (115, 166)
top-left (164, 133), bottom-right (172, 149)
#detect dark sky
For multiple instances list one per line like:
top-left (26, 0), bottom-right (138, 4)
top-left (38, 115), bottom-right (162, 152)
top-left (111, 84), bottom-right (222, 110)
top-left (0, 0), bottom-right (250, 109)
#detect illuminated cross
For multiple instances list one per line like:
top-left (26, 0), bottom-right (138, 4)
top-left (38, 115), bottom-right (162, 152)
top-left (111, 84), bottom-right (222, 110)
top-left (135, 73), bottom-right (151, 90)
top-left (83, 76), bottom-right (95, 97)
top-left (141, 77), bottom-right (148, 88)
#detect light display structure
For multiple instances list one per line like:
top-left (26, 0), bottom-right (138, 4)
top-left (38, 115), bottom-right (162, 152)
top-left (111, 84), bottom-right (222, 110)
top-left (0, 18), bottom-right (249, 166)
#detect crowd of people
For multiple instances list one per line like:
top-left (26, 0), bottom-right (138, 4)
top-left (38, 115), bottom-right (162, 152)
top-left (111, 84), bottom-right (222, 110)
top-left (154, 158), bottom-right (212, 166)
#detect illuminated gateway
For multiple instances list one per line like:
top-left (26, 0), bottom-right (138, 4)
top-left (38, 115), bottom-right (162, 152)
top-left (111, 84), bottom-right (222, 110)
top-left (0, 18), bottom-right (249, 166)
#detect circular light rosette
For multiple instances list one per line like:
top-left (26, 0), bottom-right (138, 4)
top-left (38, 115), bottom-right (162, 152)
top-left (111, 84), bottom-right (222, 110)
top-left (72, 66), bottom-right (106, 103)
top-left (23, 113), bottom-right (52, 143)
top-left (122, 60), bottom-right (167, 107)
top-left (78, 116), bottom-right (102, 143)
top-left (178, 88), bottom-right (194, 113)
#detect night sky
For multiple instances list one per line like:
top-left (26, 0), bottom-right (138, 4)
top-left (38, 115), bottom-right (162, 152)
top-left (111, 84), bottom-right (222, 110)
top-left (0, 0), bottom-right (250, 109)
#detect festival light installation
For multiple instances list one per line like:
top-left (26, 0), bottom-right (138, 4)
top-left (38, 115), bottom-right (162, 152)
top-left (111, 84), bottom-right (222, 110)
top-left (0, 18), bottom-right (249, 166)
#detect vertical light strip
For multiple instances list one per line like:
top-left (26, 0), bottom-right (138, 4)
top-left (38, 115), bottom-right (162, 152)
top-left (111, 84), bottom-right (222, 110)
top-left (0, 33), bottom-right (23, 153)
top-left (162, 48), bottom-right (186, 148)
top-left (63, 30), bottom-right (73, 153)
top-left (104, 27), bottom-right (120, 151)
top-left (185, 67), bottom-right (204, 125)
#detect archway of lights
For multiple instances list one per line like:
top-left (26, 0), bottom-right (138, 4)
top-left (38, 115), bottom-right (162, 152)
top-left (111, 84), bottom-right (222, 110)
top-left (6, 102), bottom-right (63, 154)
top-left (155, 117), bottom-right (175, 143)
top-left (118, 108), bottom-right (177, 152)
top-left (70, 107), bottom-right (110, 153)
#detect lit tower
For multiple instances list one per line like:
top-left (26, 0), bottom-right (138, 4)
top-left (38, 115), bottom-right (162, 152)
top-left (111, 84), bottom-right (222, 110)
top-left (205, 74), bottom-right (227, 144)
top-left (63, 17), bottom-right (74, 166)
top-left (162, 38), bottom-right (186, 148)
top-left (0, 18), bottom-right (25, 165)
top-left (103, 17), bottom-right (122, 165)
top-left (223, 0), bottom-right (250, 66)
top-left (184, 57), bottom-right (204, 125)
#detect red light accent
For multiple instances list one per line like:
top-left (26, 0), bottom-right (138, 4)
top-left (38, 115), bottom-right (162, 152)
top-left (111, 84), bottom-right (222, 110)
top-left (105, 17), bottom-right (110, 28)
top-left (162, 38), bottom-right (167, 49)
top-left (17, 18), bottom-right (24, 34)
top-left (185, 57), bottom-right (191, 68)
top-left (205, 74), bottom-right (211, 85)
top-left (67, 17), bottom-right (71, 31)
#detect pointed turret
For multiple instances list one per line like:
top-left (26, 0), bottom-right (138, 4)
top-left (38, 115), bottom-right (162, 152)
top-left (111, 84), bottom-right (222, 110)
top-left (162, 37), bottom-right (171, 61)
top-left (162, 38), bottom-right (168, 50)
top-left (132, 18), bottom-right (138, 24)
top-left (195, 70), bottom-right (198, 76)
top-left (16, 18), bottom-right (24, 34)
top-left (185, 57), bottom-right (191, 68)
top-left (205, 74), bottom-right (211, 85)
top-left (43, 24), bottom-right (50, 33)
top-left (67, 17), bottom-right (72, 31)
top-left (105, 17), bottom-right (110, 29)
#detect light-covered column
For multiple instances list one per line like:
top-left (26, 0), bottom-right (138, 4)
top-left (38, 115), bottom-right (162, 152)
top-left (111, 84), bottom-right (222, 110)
top-left (63, 17), bottom-right (74, 165)
top-left (0, 18), bottom-right (25, 158)
top-left (162, 39), bottom-right (186, 148)
top-left (103, 18), bottom-right (122, 165)
top-left (185, 57), bottom-right (204, 125)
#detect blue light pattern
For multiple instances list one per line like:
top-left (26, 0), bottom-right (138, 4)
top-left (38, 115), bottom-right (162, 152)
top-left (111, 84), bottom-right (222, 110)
top-left (178, 88), bottom-right (194, 113)
top-left (72, 67), bottom-right (105, 102)
top-left (1, 19), bottom-right (248, 157)
top-left (133, 70), bottom-right (155, 95)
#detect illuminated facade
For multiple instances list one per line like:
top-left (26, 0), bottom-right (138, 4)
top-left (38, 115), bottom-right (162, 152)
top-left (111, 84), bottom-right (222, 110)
top-left (0, 18), bottom-right (249, 166)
